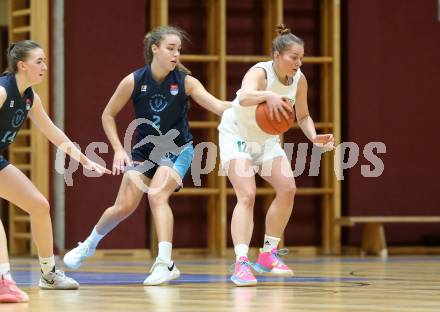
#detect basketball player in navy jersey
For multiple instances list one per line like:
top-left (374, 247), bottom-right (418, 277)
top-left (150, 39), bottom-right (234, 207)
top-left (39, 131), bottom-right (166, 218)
top-left (64, 26), bottom-right (231, 285)
top-left (0, 40), bottom-right (110, 303)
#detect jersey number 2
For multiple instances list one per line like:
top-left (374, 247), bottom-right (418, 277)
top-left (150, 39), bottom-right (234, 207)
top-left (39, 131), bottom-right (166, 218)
top-left (153, 115), bottom-right (160, 128)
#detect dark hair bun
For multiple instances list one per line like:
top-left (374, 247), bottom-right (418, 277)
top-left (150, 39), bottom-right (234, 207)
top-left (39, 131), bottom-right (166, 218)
top-left (275, 24), bottom-right (291, 36)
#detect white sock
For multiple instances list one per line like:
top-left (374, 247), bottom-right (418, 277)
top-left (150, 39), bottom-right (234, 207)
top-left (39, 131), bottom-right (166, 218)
top-left (262, 234), bottom-right (280, 252)
top-left (234, 244), bottom-right (249, 261)
top-left (85, 227), bottom-right (104, 249)
top-left (0, 262), bottom-right (12, 280)
top-left (158, 241), bottom-right (172, 262)
top-left (39, 255), bottom-right (55, 275)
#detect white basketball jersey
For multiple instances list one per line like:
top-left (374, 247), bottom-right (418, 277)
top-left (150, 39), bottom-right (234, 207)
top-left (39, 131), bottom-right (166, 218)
top-left (219, 61), bottom-right (302, 143)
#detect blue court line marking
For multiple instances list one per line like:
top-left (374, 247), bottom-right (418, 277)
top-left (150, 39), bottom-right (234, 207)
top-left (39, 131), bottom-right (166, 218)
top-left (173, 257), bottom-right (440, 266)
top-left (12, 271), bottom-right (369, 286)
top-left (12, 256), bottom-right (440, 270)
top-left (285, 257), bottom-right (440, 265)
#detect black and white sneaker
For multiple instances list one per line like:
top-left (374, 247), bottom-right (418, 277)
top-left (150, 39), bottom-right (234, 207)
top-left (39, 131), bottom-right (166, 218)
top-left (143, 258), bottom-right (180, 286)
top-left (39, 269), bottom-right (79, 290)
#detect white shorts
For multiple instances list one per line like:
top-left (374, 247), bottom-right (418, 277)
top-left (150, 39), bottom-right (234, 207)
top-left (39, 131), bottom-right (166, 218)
top-left (218, 129), bottom-right (286, 170)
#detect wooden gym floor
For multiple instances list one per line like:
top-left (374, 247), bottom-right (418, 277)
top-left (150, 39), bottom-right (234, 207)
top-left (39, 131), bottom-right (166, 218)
top-left (2, 255), bottom-right (440, 312)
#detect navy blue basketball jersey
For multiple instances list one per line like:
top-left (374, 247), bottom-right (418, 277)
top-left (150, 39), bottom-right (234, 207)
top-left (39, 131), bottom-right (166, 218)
top-left (131, 65), bottom-right (192, 152)
top-left (0, 74), bottom-right (34, 154)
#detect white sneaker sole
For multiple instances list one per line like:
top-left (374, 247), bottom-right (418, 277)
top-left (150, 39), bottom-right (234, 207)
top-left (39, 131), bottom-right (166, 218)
top-left (143, 270), bottom-right (181, 286)
top-left (230, 276), bottom-right (257, 287)
top-left (38, 280), bottom-right (79, 290)
top-left (270, 268), bottom-right (294, 277)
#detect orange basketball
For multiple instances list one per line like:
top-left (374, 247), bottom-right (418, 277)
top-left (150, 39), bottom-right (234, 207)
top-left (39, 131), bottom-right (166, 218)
top-left (255, 102), bottom-right (294, 135)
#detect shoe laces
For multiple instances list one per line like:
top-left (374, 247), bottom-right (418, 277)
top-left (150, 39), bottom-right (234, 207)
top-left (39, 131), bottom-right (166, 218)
top-left (149, 258), bottom-right (170, 273)
top-left (0, 275), bottom-right (17, 289)
top-left (230, 258), bottom-right (253, 274)
top-left (54, 269), bottom-right (66, 277)
top-left (268, 248), bottom-right (289, 264)
top-left (272, 248), bottom-right (288, 258)
top-left (43, 269), bottom-right (66, 281)
top-left (0, 274), bottom-right (8, 283)
top-left (76, 241), bottom-right (91, 254)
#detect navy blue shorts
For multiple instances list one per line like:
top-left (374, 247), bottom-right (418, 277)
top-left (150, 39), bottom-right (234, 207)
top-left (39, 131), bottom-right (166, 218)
top-left (127, 144), bottom-right (194, 180)
top-left (0, 154), bottom-right (9, 171)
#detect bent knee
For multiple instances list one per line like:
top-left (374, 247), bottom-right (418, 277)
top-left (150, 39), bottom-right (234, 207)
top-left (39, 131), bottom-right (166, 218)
top-left (148, 192), bottom-right (169, 208)
top-left (113, 200), bottom-right (138, 218)
top-left (237, 189), bottom-right (256, 209)
top-left (276, 183), bottom-right (296, 198)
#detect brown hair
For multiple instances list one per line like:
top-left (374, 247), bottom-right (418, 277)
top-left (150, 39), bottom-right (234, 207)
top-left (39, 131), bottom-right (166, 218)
top-left (5, 40), bottom-right (42, 74)
top-left (272, 24), bottom-right (304, 56)
top-left (143, 26), bottom-right (191, 75)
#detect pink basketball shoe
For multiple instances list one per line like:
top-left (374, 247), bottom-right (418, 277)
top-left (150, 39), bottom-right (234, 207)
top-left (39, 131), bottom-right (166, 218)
top-left (0, 275), bottom-right (29, 303)
top-left (254, 248), bottom-right (294, 276)
top-left (230, 256), bottom-right (257, 286)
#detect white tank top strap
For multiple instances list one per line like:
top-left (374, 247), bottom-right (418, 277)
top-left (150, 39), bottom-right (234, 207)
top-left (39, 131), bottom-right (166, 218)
top-left (251, 60), bottom-right (302, 107)
top-left (252, 61), bottom-right (276, 85)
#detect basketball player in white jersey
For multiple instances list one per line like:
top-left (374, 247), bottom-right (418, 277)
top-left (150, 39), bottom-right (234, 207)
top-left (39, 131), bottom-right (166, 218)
top-left (218, 24), bottom-right (334, 286)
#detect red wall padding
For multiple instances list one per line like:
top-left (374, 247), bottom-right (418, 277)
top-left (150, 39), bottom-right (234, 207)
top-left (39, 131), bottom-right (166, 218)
top-left (344, 0), bottom-right (440, 245)
top-left (64, 0), bottom-right (148, 248)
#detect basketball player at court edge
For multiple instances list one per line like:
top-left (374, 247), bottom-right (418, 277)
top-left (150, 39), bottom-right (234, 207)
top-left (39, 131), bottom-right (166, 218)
top-left (0, 40), bottom-right (110, 303)
top-left (218, 23), bottom-right (334, 286)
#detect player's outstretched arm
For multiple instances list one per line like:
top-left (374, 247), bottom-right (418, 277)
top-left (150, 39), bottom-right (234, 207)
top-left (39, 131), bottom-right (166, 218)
top-left (185, 75), bottom-right (231, 116)
top-left (29, 93), bottom-right (111, 175)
